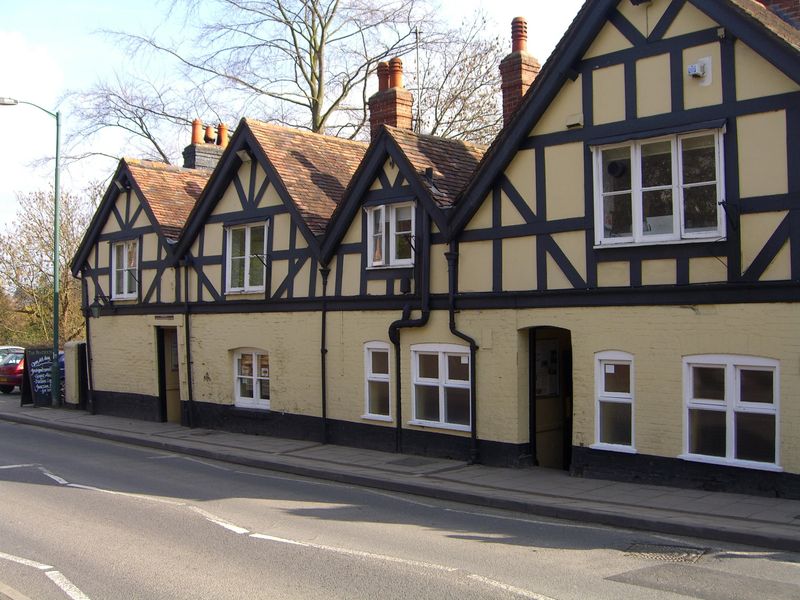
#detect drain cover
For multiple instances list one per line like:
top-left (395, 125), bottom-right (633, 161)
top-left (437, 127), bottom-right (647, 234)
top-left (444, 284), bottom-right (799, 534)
top-left (387, 456), bottom-right (437, 467)
top-left (625, 543), bottom-right (706, 563)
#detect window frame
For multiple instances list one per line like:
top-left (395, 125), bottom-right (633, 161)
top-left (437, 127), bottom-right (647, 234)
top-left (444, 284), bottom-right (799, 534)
top-left (365, 202), bottom-right (415, 268)
top-left (409, 343), bottom-right (471, 432)
top-left (233, 348), bottom-right (270, 410)
top-left (363, 342), bottom-right (392, 421)
top-left (225, 222), bottom-right (267, 294)
top-left (591, 128), bottom-right (726, 247)
top-left (681, 354), bottom-right (781, 471)
top-left (111, 238), bottom-right (138, 300)
top-left (592, 350), bottom-right (636, 453)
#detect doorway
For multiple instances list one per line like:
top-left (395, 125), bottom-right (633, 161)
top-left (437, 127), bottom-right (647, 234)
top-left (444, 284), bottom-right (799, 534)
top-left (157, 327), bottom-right (181, 423)
top-left (528, 327), bottom-right (572, 470)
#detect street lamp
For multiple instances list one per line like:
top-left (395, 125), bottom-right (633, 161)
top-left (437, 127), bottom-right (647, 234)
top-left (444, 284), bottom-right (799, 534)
top-left (0, 97), bottom-right (62, 407)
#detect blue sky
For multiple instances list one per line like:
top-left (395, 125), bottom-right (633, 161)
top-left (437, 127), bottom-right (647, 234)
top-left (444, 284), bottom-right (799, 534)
top-left (0, 0), bottom-right (584, 228)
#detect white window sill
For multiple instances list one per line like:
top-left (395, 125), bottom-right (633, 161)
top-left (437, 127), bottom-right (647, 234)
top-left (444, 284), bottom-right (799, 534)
top-left (594, 235), bottom-right (725, 250)
top-left (361, 414), bottom-right (393, 422)
top-left (590, 443), bottom-right (637, 454)
top-left (678, 453), bottom-right (783, 472)
top-left (226, 289), bottom-right (265, 296)
top-left (408, 419), bottom-right (470, 433)
top-left (111, 294), bottom-right (137, 301)
top-left (234, 401), bottom-right (270, 410)
top-left (366, 264), bottom-right (414, 270)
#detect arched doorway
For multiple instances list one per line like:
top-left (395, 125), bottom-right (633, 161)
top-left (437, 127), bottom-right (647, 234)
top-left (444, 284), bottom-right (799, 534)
top-left (528, 327), bottom-right (572, 470)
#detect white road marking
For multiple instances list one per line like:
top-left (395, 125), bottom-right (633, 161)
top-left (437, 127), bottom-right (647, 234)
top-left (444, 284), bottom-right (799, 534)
top-left (250, 533), bottom-right (309, 546)
top-left (179, 456), bottom-right (233, 471)
top-left (45, 571), bottom-right (91, 600)
top-left (0, 552), bottom-right (92, 600)
top-left (66, 484), bottom-right (185, 506)
top-left (0, 464), bottom-right (38, 469)
top-left (0, 580), bottom-right (35, 600)
top-left (39, 469), bottom-right (69, 485)
top-left (0, 551), bottom-right (52, 570)
top-left (468, 574), bottom-right (558, 600)
top-left (188, 506), bottom-right (250, 534)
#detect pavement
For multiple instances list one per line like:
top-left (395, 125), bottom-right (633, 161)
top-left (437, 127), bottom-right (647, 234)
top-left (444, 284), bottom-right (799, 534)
top-left (1, 396), bottom-right (799, 553)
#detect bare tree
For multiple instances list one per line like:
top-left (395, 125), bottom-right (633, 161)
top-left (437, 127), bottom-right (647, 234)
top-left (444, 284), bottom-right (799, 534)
top-left (0, 185), bottom-right (101, 346)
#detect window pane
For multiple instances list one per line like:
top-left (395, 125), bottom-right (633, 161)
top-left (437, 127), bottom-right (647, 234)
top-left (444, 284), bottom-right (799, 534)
top-left (415, 384), bottom-right (439, 421)
top-left (248, 254), bottom-right (264, 287)
top-left (735, 412), bottom-right (775, 463)
top-left (599, 401), bottom-right (632, 445)
top-left (258, 379), bottom-right (270, 401)
top-left (603, 194), bottom-right (632, 238)
top-left (372, 234), bottom-right (383, 264)
top-left (231, 228), bottom-right (246, 258)
top-left (239, 377), bottom-right (254, 399)
top-left (740, 369), bottom-right (773, 404)
top-left (250, 226), bottom-right (265, 256)
top-left (688, 409), bottom-right (726, 457)
top-left (126, 241), bottom-right (137, 268)
top-left (603, 363), bottom-right (630, 394)
top-left (641, 140), bottom-right (672, 187)
top-left (683, 185), bottom-right (718, 233)
top-left (126, 269), bottom-right (137, 294)
top-left (682, 135), bottom-right (715, 184)
top-left (394, 206), bottom-right (412, 232)
top-left (447, 354), bottom-right (469, 381)
top-left (642, 190), bottom-right (673, 236)
top-left (230, 257), bottom-right (245, 288)
top-left (445, 387), bottom-right (470, 425)
top-left (692, 366), bottom-right (725, 400)
top-left (602, 147), bottom-right (631, 192)
top-left (371, 350), bottom-right (389, 375)
top-left (395, 232), bottom-right (412, 260)
top-left (257, 354), bottom-right (269, 378)
top-left (115, 269), bottom-right (125, 296)
top-left (417, 354), bottom-right (438, 379)
top-left (372, 209), bottom-right (383, 235)
top-left (238, 353), bottom-right (253, 377)
top-left (368, 381), bottom-right (390, 416)
top-left (115, 243), bottom-right (124, 269)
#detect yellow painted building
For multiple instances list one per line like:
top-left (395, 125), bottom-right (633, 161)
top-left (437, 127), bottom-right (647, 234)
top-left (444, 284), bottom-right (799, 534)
top-left (73, 0), bottom-right (800, 497)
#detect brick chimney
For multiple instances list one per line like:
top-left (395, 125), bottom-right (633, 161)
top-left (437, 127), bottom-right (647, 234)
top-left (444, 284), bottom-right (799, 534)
top-left (499, 17), bottom-right (541, 127)
top-left (182, 119), bottom-right (227, 169)
top-left (368, 57), bottom-right (414, 141)
top-left (759, 0), bottom-right (800, 26)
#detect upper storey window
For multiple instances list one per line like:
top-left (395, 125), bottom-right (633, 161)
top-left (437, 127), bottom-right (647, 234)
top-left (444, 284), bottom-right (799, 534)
top-left (111, 239), bottom-right (138, 300)
top-left (227, 223), bottom-right (266, 293)
top-left (592, 130), bottom-right (725, 246)
top-left (366, 202), bottom-right (414, 268)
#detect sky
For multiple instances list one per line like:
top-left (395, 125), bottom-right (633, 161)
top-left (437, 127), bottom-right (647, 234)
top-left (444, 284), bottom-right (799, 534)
top-left (0, 0), bottom-right (585, 229)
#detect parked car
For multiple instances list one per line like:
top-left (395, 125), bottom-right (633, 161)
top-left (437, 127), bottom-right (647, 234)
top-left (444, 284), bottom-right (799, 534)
top-left (0, 349), bottom-right (25, 394)
top-left (0, 346), bottom-right (23, 362)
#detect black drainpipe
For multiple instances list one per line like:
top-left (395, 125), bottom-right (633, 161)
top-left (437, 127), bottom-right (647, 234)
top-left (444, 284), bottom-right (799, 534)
top-left (445, 242), bottom-right (480, 464)
top-left (319, 266), bottom-right (331, 444)
top-left (81, 271), bottom-right (97, 415)
top-left (182, 258), bottom-right (196, 428)
top-left (387, 213), bottom-right (431, 454)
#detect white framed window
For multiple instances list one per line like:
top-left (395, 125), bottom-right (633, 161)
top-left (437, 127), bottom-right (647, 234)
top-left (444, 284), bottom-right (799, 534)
top-left (234, 348), bottom-right (270, 409)
top-left (363, 342), bottom-right (391, 420)
top-left (682, 355), bottom-right (780, 470)
top-left (592, 129), bottom-right (725, 246)
top-left (111, 239), bottom-right (138, 299)
top-left (592, 351), bottom-right (635, 452)
top-left (226, 222), bottom-right (267, 293)
top-left (366, 202), bottom-right (414, 267)
top-left (410, 343), bottom-right (470, 431)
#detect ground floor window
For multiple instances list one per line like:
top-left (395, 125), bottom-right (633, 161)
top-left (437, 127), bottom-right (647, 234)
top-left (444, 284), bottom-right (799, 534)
top-left (364, 342), bottom-right (391, 420)
top-left (410, 343), bottom-right (470, 431)
top-left (234, 349), bottom-right (270, 409)
top-left (593, 351), bottom-right (634, 451)
top-left (682, 355), bottom-right (779, 469)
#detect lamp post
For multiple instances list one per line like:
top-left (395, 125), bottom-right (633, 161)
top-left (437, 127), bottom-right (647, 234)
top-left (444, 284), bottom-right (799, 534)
top-left (0, 97), bottom-right (62, 407)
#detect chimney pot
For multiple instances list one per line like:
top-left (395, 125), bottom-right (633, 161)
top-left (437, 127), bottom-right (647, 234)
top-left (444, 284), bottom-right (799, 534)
top-left (389, 57), bottom-right (404, 89)
top-left (377, 62), bottom-right (390, 92)
top-left (511, 17), bottom-right (528, 53)
top-left (217, 123), bottom-right (229, 148)
top-left (204, 125), bottom-right (215, 144)
top-left (191, 119), bottom-right (203, 145)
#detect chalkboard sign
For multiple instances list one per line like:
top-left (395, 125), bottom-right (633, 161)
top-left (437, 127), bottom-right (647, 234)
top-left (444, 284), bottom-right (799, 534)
top-left (21, 348), bottom-right (54, 407)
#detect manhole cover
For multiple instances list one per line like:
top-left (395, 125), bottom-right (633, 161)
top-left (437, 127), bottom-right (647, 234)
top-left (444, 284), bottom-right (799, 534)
top-left (387, 456), bottom-right (437, 467)
top-left (625, 543), bottom-right (706, 563)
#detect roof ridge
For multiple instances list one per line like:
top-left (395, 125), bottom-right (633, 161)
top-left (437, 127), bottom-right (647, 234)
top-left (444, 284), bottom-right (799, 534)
top-left (244, 118), bottom-right (369, 148)
top-left (383, 125), bottom-right (489, 152)
top-left (123, 158), bottom-right (209, 175)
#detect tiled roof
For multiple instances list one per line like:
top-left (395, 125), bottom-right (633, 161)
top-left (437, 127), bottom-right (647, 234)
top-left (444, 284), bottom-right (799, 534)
top-left (384, 126), bottom-right (486, 208)
top-left (730, 0), bottom-right (800, 50)
top-left (246, 119), bottom-right (368, 235)
top-left (125, 159), bottom-right (209, 240)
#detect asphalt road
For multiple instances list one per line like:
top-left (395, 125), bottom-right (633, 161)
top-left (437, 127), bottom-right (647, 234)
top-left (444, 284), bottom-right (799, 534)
top-left (1, 420), bottom-right (799, 600)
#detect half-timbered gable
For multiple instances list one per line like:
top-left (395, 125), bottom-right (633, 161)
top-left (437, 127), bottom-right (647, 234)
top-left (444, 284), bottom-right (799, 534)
top-left (451, 0), bottom-right (800, 303)
top-left (322, 125), bottom-right (484, 300)
top-left (176, 118), bottom-right (367, 304)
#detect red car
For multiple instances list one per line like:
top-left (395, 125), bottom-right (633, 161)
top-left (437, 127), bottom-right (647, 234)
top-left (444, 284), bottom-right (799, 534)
top-left (0, 350), bottom-right (25, 394)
